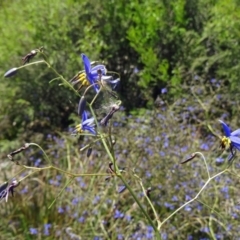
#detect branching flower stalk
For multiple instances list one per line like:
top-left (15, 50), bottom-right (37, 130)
top-left (159, 152), bottom-right (230, 229)
top-left (5, 49), bottom-right (239, 239)
top-left (4, 50), bottom-right (160, 236)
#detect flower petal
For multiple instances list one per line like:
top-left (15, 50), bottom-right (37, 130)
top-left (82, 118), bottom-right (95, 127)
top-left (81, 54), bottom-right (91, 75)
top-left (231, 129), bottom-right (240, 136)
top-left (230, 136), bottom-right (240, 151)
top-left (85, 126), bottom-right (96, 135)
top-left (82, 111), bottom-right (88, 122)
top-left (91, 65), bottom-right (107, 76)
top-left (219, 120), bottom-right (231, 137)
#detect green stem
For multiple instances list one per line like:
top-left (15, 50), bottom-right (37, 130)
top-left (48, 177), bottom-right (74, 209)
top-left (138, 180), bottom-right (161, 229)
top-left (17, 60), bottom-right (46, 69)
top-left (28, 142), bottom-right (51, 164)
top-left (38, 52), bottom-right (80, 97)
top-left (195, 152), bottom-right (210, 179)
top-left (159, 168), bottom-right (228, 227)
top-left (19, 164), bottom-right (110, 179)
top-left (119, 176), bottom-right (161, 239)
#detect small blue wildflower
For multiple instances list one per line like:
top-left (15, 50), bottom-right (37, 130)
top-left (155, 136), bottom-right (161, 141)
top-left (171, 195), bottom-right (178, 201)
top-left (78, 216), bottom-right (85, 223)
top-left (29, 228), bottom-right (38, 235)
top-left (125, 215), bottom-right (131, 222)
top-left (43, 223), bottom-right (52, 236)
top-left (74, 111), bottom-right (96, 135)
top-left (114, 209), bottom-right (124, 219)
top-left (219, 120), bottom-right (240, 159)
top-left (159, 151), bottom-right (165, 156)
top-left (184, 205), bottom-right (192, 212)
top-left (185, 195), bottom-right (192, 201)
top-left (200, 143), bottom-right (209, 151)
top-left (117, 234), bottom-right (124, 240)
top-left (72, 197), bottom-right (80, 205)
top-left (235, 205), bottom-right (240, 211)
top-left (161, 88), bottom-right (167, 94)
top-left (93, 237), bottom-right (103, 240)
top-left (58, 207), bottom-right (64, 213)
top-left (133, 67), bottom-right (139, 73)
top-left (92, 195), bottom-right (100, 205)
top-left (20, 186), bottom-right (28, 194)
top-left (34, 158), bottom-right (41, 167)
top-left (231, 212), bottom-right (239, 219)
top-left (216, 157), bottom-right (224, 164)
top-left (164, 202), bottom-right (174, 210)
top-left (201, 226), bottom-right (209, 233)
top-left (161, 232), bottom-right (168, 240)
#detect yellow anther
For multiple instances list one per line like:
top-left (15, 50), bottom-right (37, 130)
top-left (75, 124), bottom-right (83, 133)
top-left (221, 136), bottom-right (231, 149)
top-left (78, 73), bottom-right (86, 80)
top-left (82, 79), bottom-right (90, 86)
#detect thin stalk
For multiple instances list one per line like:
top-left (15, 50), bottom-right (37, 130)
top-left (139, 180), bottom-right (162, 228)
top-left (19, 165), bottom-right (110, 182)
top-left (27, 143), bottom-right (51, 164)
top-left (48, 177), bottom-right (74, 209)
top-left (159, 168), bottom-right (228, 227)
top-left (119, 176), bottom-right (161, 239)
top-left (17, 60), bottom-right (46, 69)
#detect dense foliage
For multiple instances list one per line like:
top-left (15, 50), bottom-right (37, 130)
top-left (1, 0), bottom-right (240, 239)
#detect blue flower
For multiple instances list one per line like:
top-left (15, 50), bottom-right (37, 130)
top-left (0, 180), bottom-right (19, 202)
top-left (29, 227), bottom-right (38, 235)
top-left (219, 120), bottom-right (240, 158)
top-left (70, 54), bottom-right (107, 93)
top-left (74, 111), bottom-right (96, 135)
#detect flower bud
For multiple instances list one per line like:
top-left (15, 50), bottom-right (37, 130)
top-left (87, 148), bottom-right (92, 157)
top-left (78, 96), bottom-right (86, 117)
top-left (4, 68), bottom-right (18, 78)
top-left (0, 182), bottom-right (8, 198)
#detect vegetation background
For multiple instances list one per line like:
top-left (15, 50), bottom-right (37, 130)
top-left (1, 0), bottom-right (240, 239)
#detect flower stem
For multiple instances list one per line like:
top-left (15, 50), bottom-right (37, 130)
top-left (119, 176), bottom-right (162, 239)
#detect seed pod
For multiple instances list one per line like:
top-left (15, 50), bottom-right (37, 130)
top-left (22, 50), bottom-right (38, 65)
top-left (100, 104), bottom-right (120, 126)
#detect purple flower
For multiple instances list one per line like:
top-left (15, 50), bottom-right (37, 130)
top-left (114, 209), bottom-right (124, 219)
top-left (161, 88), bottom-right (167, 94)
top-left (0, 180), bottom-right (20, 202)
top-left (29, 228), bottom-right (38, 235)
top-left (81, 54), bottom-right (107, 93)
top-left (219, 120), bottom-right (240, 159)
top-left (43, 223), bottom-right (52, 236)
top-left (74, 111), bottom-right (96, 135)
